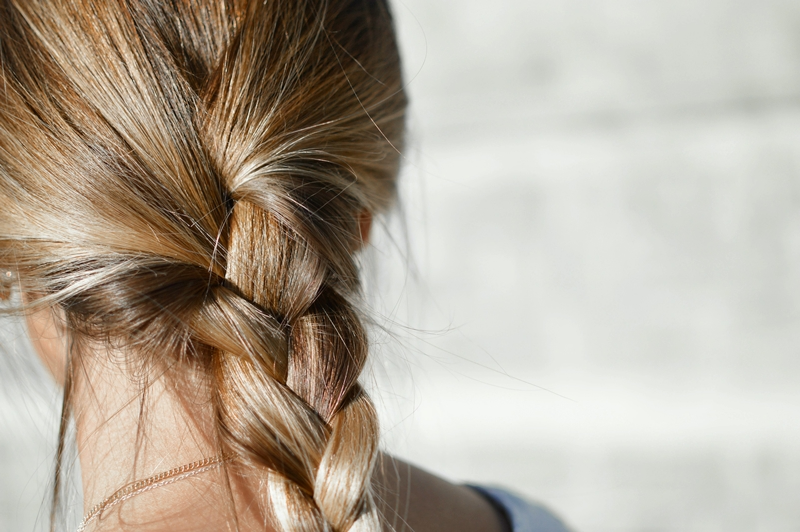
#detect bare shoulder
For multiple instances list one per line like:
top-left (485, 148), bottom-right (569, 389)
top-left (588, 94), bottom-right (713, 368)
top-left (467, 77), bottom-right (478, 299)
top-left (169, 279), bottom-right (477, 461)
top-left (373, 454), bottom-right (507, 532)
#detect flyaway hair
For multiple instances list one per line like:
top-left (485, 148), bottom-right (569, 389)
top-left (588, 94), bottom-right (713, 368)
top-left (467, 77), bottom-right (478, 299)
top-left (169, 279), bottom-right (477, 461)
top-left (0, 0), bottom-right (406, 530)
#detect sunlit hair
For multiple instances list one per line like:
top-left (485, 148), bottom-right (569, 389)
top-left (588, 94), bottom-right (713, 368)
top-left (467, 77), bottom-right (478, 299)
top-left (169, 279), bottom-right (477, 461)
top-left (0, 0), bottom-right (406, 530)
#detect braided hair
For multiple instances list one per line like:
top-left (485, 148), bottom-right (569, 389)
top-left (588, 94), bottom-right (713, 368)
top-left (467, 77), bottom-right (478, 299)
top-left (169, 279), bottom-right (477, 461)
top-left (0, 0), bottom-right (406, 530)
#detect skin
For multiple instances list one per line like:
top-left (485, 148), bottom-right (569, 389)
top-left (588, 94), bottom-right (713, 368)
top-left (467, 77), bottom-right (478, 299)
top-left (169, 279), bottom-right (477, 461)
top-left (24, 297), bottom-right (506, 532)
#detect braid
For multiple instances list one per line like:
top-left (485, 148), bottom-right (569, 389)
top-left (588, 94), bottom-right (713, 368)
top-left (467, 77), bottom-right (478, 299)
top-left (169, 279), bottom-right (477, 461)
top-left (195, 201), bottom-right (380, 531)
top-left (194, 2), bottom-right (404, 526)
top-left (0, 0), bottom-right (406, 530)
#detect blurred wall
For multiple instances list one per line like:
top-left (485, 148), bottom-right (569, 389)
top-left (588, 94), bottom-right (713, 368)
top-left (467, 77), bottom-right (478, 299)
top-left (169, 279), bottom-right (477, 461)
top-left (372, 1), bottom-right (800, 531)
top-left (4, 1), bottom-right (800, 531)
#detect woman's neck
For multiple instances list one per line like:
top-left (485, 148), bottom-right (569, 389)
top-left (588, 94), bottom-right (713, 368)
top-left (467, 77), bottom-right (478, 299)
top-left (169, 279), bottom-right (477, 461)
top-left (70, 349), bottom-right (507, 532)
top-left (28, 306), bottom-right (506, 532)
top-left (73, 351), bottom-right (272, 532)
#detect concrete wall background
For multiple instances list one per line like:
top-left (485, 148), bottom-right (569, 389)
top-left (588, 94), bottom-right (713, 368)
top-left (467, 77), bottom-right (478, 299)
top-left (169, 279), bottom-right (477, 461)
top-left (3, 1), bottom-right (800, 531)
top-left (372, 1), bottom-right (800, 531)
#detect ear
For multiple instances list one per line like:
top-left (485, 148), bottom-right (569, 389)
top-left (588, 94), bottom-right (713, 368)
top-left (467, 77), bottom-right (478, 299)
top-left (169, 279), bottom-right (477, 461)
top-left (357, 209), bottom-right (373, 246)
top-left (24, 298), bottom-right (68, 386)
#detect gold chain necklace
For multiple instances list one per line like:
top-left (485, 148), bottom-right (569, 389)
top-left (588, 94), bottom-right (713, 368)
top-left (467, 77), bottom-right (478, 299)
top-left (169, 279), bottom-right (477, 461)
top-left (76, 455), bottom-right (231, 532)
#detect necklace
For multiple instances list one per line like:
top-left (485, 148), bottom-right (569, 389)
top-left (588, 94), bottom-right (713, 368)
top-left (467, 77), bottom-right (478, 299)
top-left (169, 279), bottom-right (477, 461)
top-left (76, 454), bottom-right (231, 532)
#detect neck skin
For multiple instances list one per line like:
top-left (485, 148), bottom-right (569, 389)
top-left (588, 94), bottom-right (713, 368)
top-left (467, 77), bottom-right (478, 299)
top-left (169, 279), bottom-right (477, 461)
top-left (73, 351), bottom-right (265, 532)
top-left (26, 306), bottom-right (506, 532)
top-left (26, 307), bottom-right (270, 531)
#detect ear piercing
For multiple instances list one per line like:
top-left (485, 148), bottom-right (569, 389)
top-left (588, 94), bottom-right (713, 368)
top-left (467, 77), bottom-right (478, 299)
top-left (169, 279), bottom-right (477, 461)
top-left (0, 270), bottom-right (14, 301)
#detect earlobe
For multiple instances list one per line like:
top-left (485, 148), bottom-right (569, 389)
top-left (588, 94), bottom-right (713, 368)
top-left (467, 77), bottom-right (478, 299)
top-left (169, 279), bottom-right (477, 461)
top-left (24, 301), bottom-right (68, 386)
top-left (358, 210), bottom-right (373, 246)
top-left (0, 270), bottom-right (14, 301)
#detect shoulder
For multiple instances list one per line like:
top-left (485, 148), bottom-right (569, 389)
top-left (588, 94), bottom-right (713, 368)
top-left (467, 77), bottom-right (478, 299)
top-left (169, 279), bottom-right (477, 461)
top-left (373, 455), bottom-right (573, 532)
top-left (374, 456), bottom-right (507, 532)
top-left (467, 485), bottom-right (573, 532)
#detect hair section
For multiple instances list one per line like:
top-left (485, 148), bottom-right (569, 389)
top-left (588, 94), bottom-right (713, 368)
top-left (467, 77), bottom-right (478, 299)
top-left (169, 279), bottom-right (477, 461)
top-left (0, 0), bottom-right (406, 530)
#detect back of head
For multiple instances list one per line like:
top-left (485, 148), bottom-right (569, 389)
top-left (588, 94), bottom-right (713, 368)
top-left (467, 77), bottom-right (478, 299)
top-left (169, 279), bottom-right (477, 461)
top-left (0, 0), bottom-right (406, 530)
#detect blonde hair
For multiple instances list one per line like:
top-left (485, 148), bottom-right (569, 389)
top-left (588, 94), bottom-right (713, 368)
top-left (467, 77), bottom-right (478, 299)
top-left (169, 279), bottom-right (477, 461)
top-left (0, 0), bottom-right (406, 530)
